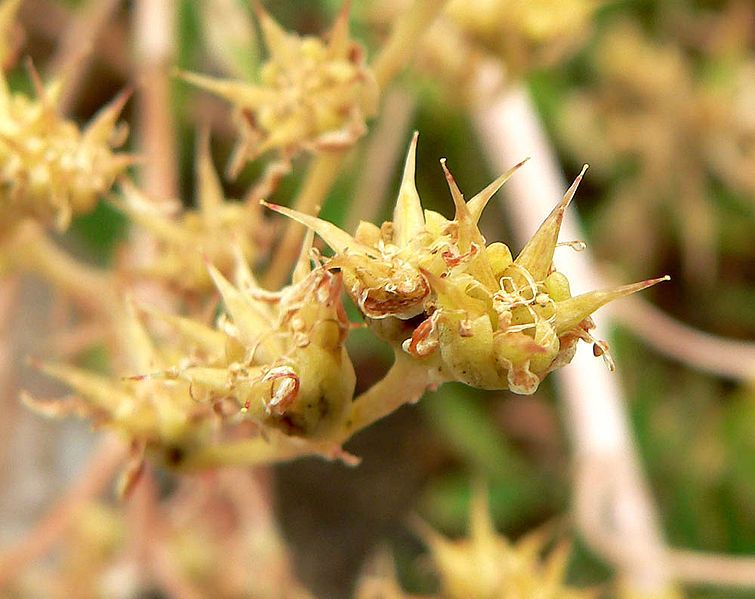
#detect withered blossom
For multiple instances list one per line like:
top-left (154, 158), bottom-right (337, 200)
top-left (413, 488), bottom-right (596, 599)
top-left (0, 71), bottom-right (132, 238)
top-left (268, 134), bottom-right (668, 394)
top-left (25, 236), bottom-right (356, 469)
top-left (114, 136), bottom-right (267, 296)
top-left (179, 3), bottom-right (379, 176)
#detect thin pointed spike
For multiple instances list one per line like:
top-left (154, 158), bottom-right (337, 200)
top-left (30, 360), bottom-right (134, 413)
top-left (176, 69), bottom-right (274, 107)
top-left (554, 275), bottom-right (670, 334)
top-left (467, 157), bottom-right (530, 224)
top-left (195, 128), bottom-right (224, 215)
top-left (83, 88), bottom-right (131, 146)
top-left (205, 259), bottom-right (271, 347)
top-left (24, 57), bottom-right (46, 100)
top-left (254, 0), bottom-right (296, 61)
top-left (327, 0), bottom-right (351, 57)
top-left (262, 200), bottom-right (377, 257)
top-left (138, 303), bottom-right (227, 356)
top-left (515, 165), bottom-right (588, 280)
top-left (440, 158), bottom-right (468, 222)
top-left (114, 182), bottom-right (187, 245)
top-left (418, 267), bottom-right (478, 310)
top-left (232, 244), bottom-right (260, 291)
top-left (292, 228), bottom-right (315, 284)
top-left (469, 482), bottom-right (496, 548)
top-left (543, 541), bottom-right (572, 585)
top-left (392, 132), bottom-right (425, 248)
top-left (118, 298), bottom-right (161, 373)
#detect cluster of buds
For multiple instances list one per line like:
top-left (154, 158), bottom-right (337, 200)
top-left (357, 488), bottom-right (594, 598)
top-left (365, 0), bottom-right (598, 103)
top-left (114, 136), bottom-right (268, 297)
top-left (0, 72), bottom-right (131, 238)
top-left (444, 0), bottom-right (599, 76)
top-left (180, 3), bottom-right (379, 175)
top-left (25, 235), bottom-right (355, 470)
top-left (269, 135), bottom-right (667, 395)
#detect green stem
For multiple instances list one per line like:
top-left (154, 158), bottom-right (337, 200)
top-left (336, 352), bottom-right (444, 442)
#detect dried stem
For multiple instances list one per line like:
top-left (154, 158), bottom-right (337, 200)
top-left (470, 69), bottom-right (675, 594)
top-left (0, 275), bottom-right (21, 486)
top-left (46, 0), bottom-right (123, 115)
top-left (0, 434), bottom-right (127, 587)
top-left (609, 296), bottom-right (755, 381)
top-left (133, 0), bottom-right (178, 200)
top-left (669, 549), bottom-right (755, 589)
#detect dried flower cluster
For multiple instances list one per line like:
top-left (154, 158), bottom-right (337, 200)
top-left (0, 74), bottom-right (130, 238)
top-left (115, 137), bottom-right (267, 296)
top-left (357, 489), bottom-right (594, 598)
top-left (180, 4), bottom-right (379, 175)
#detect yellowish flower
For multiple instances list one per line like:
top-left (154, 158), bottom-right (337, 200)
top-left (267, 135), bottom-right (668, 394)
top-left (25, 237), bottom-right (355, 468)
top-left (179, 3), bottom-right (379, 175)
top-left (414, 488), bottom-right (596, 599)
top-left (0, 71), bottom-right (132, 238)
top-left (114, 136), bottom-right (267, 296)
top-left (445, 0), bottom-right (599, 75)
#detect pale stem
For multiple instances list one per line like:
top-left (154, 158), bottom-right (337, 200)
top-left (343, 88), bottom-right (417, 233)
top-left (371, 0), bottom-right (448, 89)
top-left (46, 0), bottom-right (123, 115)
top-left (0, 276), bottom-right (20, 487)
top-left (134, 0), bottom-right (179, 201)
top-left (21, 0), bottom-right (130, 79)
top-left (125, 468), bottom-right (204, 599)
top-left (0, 434), bottom-right (127, 586)
top-left (263, 0), bottom-right (448, 290)
top-left (262, 149), bottom-right (348, 289)
top-left (471, 69), bottom-right (674, 594)
top-left (608, 295), bottom-right (755, 381)
top-left (12, 223), bottom-right (116, 314)
top-left (336, 352), bottom-right (442, 442)
top-left (668, 550), bottom-right (755, 589)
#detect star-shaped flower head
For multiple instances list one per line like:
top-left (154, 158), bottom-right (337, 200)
top-left (25, 238), bottom-right (355, 469)
top-left (445, 0), bottom-right (599, 76)
top-left (267, 134), bottom-right (668, 394)
top-left (413, 488), bottom-right (596, 599)
top-left (115, 136), bottom-right (267, 297)
top-left (0, 68), bottom-right (132, 239)
top-left (179, 2), bottom-right (379, 176)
